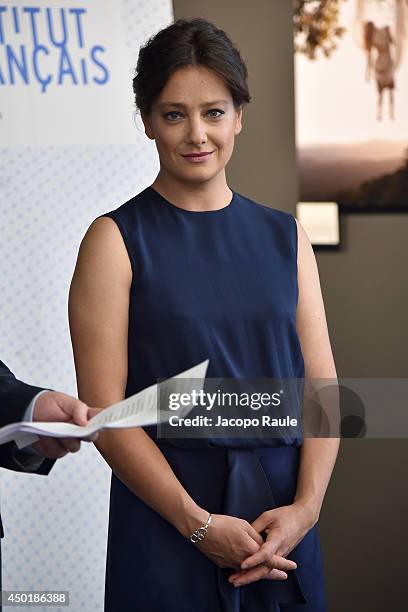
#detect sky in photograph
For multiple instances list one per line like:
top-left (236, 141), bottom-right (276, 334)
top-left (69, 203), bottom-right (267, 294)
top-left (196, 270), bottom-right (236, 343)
top-left (294, 0), bottom-right (408, 147)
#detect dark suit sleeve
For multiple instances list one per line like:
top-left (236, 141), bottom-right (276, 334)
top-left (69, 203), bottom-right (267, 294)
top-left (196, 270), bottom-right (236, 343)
top-left (0, 360), bottom-right (55, 475)
top-left (0, 360), bottom-right (45, 426)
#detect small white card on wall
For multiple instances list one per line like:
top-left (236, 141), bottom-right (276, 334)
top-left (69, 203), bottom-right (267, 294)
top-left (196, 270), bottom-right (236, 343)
top-left (296, 202), bottom-right (340, 246)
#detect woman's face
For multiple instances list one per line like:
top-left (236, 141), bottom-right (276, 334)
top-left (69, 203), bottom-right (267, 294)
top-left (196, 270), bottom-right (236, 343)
top-left (141, 64), bottom-right (242, 184)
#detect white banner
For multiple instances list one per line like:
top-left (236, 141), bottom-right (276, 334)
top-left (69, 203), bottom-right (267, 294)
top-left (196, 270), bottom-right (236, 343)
top-left (1, 1), bottom-right (173, 610)
top-left (0, 0), bottom-right (136, 145)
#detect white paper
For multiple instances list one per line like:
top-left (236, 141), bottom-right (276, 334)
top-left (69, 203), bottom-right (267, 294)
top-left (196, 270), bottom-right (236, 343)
top-left (1, 359), bottom-right (209, 449)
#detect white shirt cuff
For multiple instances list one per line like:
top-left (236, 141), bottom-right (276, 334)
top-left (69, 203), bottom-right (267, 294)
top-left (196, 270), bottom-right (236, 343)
top-left (22, 389), bottom-right (49, 422)
top-left (20, 389), bottom-right (49, 457)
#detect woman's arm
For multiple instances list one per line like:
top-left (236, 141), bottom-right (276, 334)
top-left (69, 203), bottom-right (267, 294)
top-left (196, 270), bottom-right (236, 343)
top-left (69, 217), bottom-right (208, 534)
top-left (229, 219), bottom-right (340, 586)
top-left (68, 217), bottom-right (275, 572)
top-left (365, 49), bottom-right (372, 81)
top-left (292, 219), bottom-right (340, 526)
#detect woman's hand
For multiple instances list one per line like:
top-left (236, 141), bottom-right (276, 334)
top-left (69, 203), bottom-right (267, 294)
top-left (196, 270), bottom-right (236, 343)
top-left (194, 513), bottom-right (297, 580)
top-left (228, 503), bottom-right (314, 587)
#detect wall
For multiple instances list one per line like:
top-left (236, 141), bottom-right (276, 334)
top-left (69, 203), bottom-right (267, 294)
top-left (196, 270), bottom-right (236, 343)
top-left (172, 1), bottom-right (408, 610)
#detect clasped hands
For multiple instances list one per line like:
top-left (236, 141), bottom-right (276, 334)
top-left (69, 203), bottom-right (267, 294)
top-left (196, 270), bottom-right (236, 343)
top-left (196, 503), bottom-right (315, 588)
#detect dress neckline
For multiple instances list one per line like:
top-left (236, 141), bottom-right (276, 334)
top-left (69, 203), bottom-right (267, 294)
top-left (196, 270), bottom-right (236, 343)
top-left (147, 185), bottom-right (237, 216)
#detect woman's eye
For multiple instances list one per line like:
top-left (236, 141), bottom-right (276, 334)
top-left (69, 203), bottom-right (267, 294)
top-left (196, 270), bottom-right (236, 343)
top-left (164, 111), bottom-right (182, 121)
top-left (207, 109), bottom-right (225, 118)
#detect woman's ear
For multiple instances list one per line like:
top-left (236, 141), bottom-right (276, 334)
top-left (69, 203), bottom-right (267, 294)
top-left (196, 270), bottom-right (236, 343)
top-left (141, 111), bottom-right (155, 140)
top-left (234, 107), bottom-right (243, 136)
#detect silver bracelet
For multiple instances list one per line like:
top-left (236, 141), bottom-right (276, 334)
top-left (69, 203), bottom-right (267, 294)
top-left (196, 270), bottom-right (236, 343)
top-left (190, 512), bottom-right (212, 543)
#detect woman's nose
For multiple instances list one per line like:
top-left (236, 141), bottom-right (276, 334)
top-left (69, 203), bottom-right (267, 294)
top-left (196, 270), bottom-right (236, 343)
top-left (186, 118), bottom-right (207, 144)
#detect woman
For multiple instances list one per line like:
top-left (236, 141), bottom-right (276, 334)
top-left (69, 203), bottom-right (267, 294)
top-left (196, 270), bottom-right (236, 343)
top-left (364, 20), bottom-right (396, 120)
top-left (69, 18), bottom-right (339, 612)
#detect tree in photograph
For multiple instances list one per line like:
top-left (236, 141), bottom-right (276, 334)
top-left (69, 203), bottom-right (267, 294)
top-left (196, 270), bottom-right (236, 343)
top-left (293, 0), bottom-right (347, 59)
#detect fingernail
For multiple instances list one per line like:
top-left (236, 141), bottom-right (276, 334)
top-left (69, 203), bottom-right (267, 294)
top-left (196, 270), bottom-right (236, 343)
top-left (241, 563), bottom-right (248, 569)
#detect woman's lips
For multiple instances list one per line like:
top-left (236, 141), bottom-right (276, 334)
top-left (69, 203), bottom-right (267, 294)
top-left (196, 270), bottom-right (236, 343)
top-left (181, 151), bottom-right (214, 162)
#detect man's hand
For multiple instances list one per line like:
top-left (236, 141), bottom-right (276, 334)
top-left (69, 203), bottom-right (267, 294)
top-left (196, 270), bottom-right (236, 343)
top-left (31, 391), bottom-right (101, 459)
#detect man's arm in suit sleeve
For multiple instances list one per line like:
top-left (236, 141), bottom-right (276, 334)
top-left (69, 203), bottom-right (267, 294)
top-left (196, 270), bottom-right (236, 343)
top-left (0, 360), bottom-right (55, 474)
top-left (0, 360), bottom-right (45, 425)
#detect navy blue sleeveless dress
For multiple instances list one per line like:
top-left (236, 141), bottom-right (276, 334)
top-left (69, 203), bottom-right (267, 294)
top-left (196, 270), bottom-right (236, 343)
top-left (101, 186), bottom-right (327, 612)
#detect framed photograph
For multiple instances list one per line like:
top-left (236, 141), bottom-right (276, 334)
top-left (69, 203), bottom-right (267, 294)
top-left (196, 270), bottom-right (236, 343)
top-left (294, 0), bottom-right (408, 212)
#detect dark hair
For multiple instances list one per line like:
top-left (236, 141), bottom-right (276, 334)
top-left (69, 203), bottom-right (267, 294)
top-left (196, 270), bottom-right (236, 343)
top-left (133, 18), bottom-right (251, 116)
top-left (363, 21), bottom-right (375, 52)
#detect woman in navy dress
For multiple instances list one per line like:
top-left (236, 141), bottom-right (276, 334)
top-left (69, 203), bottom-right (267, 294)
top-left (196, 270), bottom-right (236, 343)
top-left (69, 18), bottom-right (339, 612)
